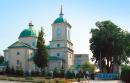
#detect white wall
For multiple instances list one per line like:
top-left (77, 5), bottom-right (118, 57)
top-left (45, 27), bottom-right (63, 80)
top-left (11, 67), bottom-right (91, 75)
top-left (48, 60), bottom-right (63, 70)
top-left (7, 48), bottom-right (35, 72)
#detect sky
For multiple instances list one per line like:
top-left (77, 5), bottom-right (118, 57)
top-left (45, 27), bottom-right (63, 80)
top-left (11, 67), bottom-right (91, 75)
top-left (0, 0), bottom-right (130, 57)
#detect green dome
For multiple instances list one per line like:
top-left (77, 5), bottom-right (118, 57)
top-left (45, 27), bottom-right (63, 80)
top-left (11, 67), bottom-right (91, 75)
top-left (53, 17), bottom-right (67, 23)
top-left (19, 26), bottom-right (37, 38)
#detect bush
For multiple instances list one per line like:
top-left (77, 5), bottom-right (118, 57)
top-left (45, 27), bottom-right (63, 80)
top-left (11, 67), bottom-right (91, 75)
top-left (41, 70), bottom-right (46, 76)
top-left (15, 69), bottom-right (24, 76)
top-left (76, 70), bottom-right (84, 78)
top-left (120, 69), bottom-right (130, 83)
top-left (65, 70), bottom-right (75, 79)
top-left (53, 68), bottom-right (58, 77)
top-left (25, 77), bottom-right (33, 80)
top-left (10, 67), bottom-right (15, 75)
top-left (53, 68), bottom-right (64, 78)
top-left (60, 69), bottom-right (65, 77)
top-left (5, 66), bottom-right (24, 76)
top-left (31, 71), bottom-right (40, 76)
top-left (5, 66), bottom-right (11, 75)
top-left (0, 71), bottom-right (5, 75)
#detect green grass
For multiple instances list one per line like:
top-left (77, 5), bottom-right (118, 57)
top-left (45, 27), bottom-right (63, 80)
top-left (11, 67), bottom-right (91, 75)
top-left (0, 75), bottom-right (77, 83)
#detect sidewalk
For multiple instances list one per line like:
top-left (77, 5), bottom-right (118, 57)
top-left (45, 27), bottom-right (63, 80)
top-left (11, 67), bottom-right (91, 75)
top-left (71, 80), bottom-right (125, 83)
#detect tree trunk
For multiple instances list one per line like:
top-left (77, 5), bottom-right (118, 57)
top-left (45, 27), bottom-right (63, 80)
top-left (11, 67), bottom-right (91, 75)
top-left (106, 57), bottom-right (110, 73)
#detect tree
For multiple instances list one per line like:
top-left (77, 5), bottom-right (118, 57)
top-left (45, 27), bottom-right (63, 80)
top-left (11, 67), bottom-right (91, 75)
top-left (90, 20), bottom-right (130, 73)
top-left (33, 27), bottom-right (48, 72)
top-left (80, 61), bottom-right (95, 73)
top-left (0, 56), bottom-right (4, 64)
top-left (121, 64), bottom-right (130, 72)
top-left (5, 65), bottom-right (11, 75)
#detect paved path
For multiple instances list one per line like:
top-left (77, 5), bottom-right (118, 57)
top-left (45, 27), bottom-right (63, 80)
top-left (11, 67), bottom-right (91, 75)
top-left (71, 80), bottom-right (125, 83)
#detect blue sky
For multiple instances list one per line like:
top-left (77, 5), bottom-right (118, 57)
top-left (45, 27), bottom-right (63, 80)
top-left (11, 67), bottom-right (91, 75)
top-left (0, 0), bottom-right (130, 56)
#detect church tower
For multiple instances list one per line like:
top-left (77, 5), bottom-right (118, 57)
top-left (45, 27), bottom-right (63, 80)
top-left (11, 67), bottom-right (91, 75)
top-left (49, 6), bottom-right (74, 70)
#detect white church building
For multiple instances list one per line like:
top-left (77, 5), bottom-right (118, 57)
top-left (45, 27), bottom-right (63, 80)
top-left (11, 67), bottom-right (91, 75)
top-left (4, 7), bottom-right (88, 73)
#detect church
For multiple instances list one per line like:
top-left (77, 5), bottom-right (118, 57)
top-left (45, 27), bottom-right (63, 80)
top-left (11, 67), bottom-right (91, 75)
top-left (3, 7), bottom-right (89, 73)
top-left (4, 7), bottom-right (75, 73)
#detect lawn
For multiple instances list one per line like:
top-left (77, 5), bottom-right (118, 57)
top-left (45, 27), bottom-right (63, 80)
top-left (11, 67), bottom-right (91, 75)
top-left (0, 75), bottom-right (78, 83)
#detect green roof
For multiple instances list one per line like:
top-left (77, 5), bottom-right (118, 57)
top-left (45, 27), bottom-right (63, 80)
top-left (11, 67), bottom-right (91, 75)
top-left (28, 56), bottom-right (62, 61)
top-left (19, 26), bottom-right (37, 38)
top-left (70, 65), bottom-right (81, 69)
top-left (48, 56), bottom-right (62, 60)
top-left (53, 17), bottom-right (67, 23)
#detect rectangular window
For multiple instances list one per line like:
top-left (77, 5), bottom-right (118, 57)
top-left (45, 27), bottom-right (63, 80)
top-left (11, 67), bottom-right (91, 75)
top-left (17, 60), bottom-right (20, 65)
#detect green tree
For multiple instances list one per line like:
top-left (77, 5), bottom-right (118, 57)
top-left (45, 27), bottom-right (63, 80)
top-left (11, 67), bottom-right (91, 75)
top-left (80, 61), bottom-right (95, 73)
top-left (121, 64), bottom-right (130, 72)
top-left (10, 67), bottom-right (15, 75)
top-left (0, 56), bottom-right (4, 64)
top-left (90, 20), bottom-right (130, 73)
top-left (5, 65), bottom-right (11, 75)
top-left (33, 27), bottom-right (48, 72)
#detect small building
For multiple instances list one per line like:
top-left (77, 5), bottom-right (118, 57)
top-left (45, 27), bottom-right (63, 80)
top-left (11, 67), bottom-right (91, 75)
top-left (74, 54), bottom-right (89, 69)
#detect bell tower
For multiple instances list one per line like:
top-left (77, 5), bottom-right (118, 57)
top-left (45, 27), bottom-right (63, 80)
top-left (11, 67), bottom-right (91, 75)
top-left (52, 6), bottom-right (71, 41)
top-left (49, 6), bottom-right (74, 70)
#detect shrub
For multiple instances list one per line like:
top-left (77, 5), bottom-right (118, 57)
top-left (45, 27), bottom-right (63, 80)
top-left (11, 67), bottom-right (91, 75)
top-left (10, 67), bottom-right (15, 75)
top-left (5, 66), bottom-right (11, 75)
top-left (120, 69), bottom-right (130, 83)
top-left (76, 70), bottom-right (84, 78)
top-left (53, 68), bottom-right (60, 77)
top-left (31, 71), bottom-right (39, 76)
top-left (65, 70), bottom-right (75, 79)
top-left (59, 69), bottom-right (64, 77)
top-left (0, 71), bottom-right (5, 75)
top-left (15, 69), bottom-right (24, 76)
top-left (25, 77), bottom-right (33, 80)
